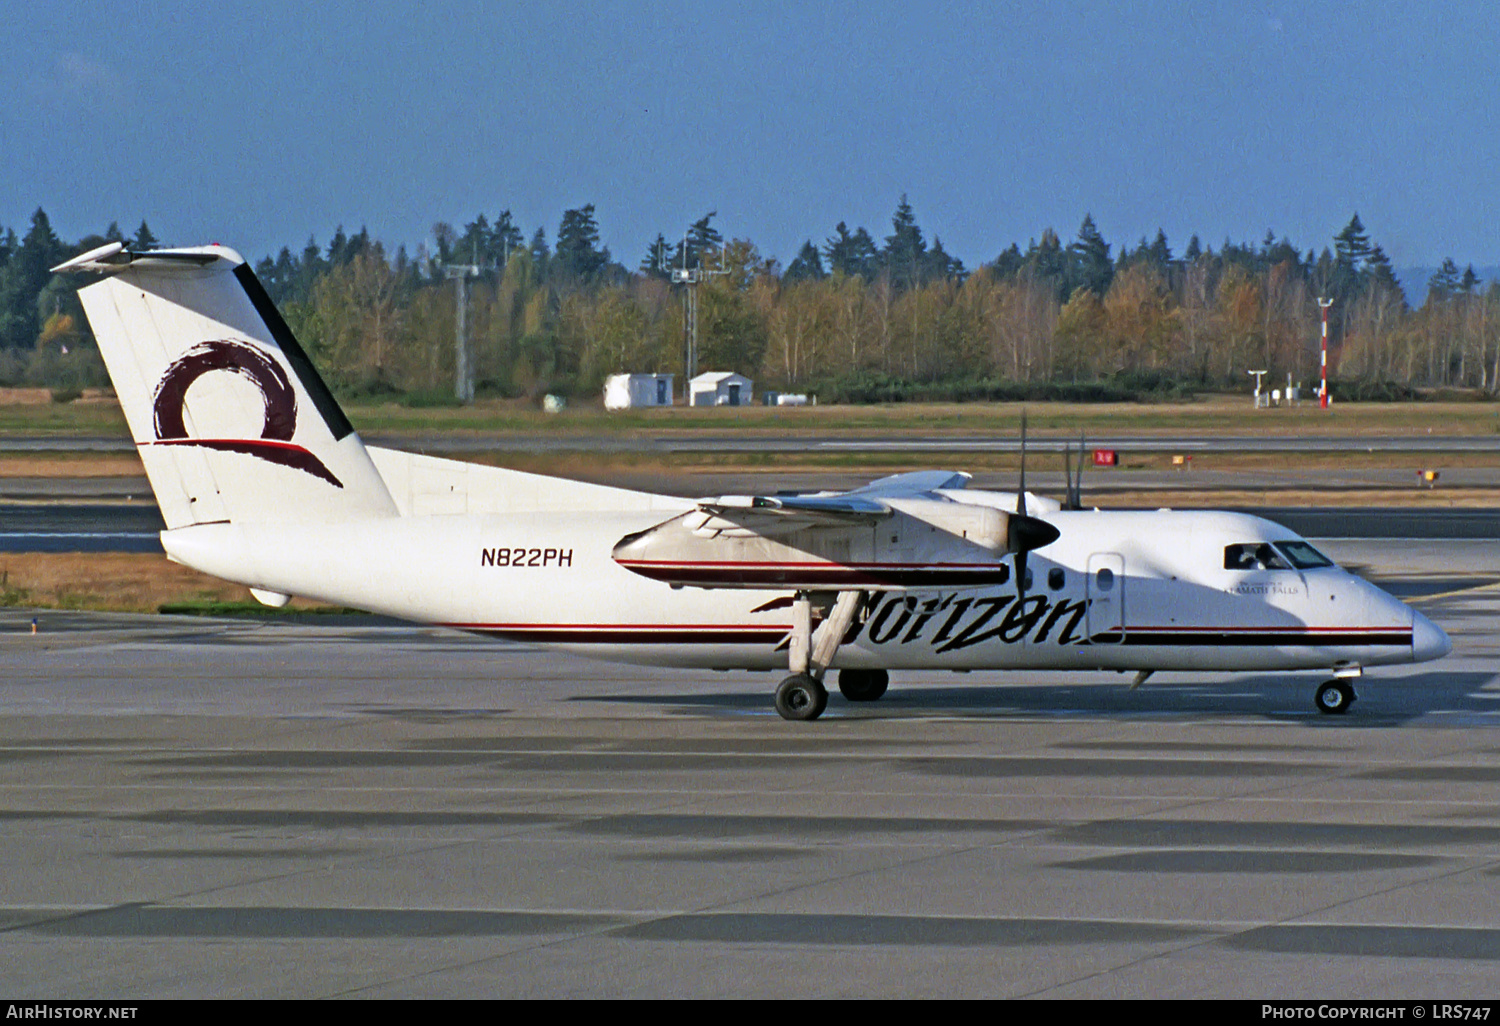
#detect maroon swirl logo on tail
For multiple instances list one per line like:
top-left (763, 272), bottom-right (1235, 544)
top-left (148, 339), bottom-right (343, 488)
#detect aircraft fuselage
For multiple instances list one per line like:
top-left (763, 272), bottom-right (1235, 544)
top-left (161, 506), bottom-right (1445, 674)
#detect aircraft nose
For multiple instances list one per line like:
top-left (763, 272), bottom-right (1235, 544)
top-left (1412, 608), bottom-right (1452, 662)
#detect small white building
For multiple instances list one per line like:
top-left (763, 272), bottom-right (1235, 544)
top-left (689, 371), bottom-right (752, 407)
top-left (603, 373), bottom-right (674, 410)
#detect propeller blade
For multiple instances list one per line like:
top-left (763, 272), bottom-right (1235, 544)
top-left (1063, 442), bottom-right (1074, 511)
top-left (1014, 410), bottom-right (1030, 598)
top-left (1016, 410), bottom-right (1028, 518)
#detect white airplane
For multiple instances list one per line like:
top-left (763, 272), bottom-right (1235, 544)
top-left (55, 242), bottom-right (1451, 720)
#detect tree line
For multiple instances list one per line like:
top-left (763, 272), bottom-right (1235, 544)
top-left (1, 201), bottom-right (1496, 403)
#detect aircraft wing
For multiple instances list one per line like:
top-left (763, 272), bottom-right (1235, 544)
top-left (697, 493), bottom-right (891, 523)
top-left (695, 469), bottom-right (970, 525)
top-left (847, 470), bottom-right (971, 495)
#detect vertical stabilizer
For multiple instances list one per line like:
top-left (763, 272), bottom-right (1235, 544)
top-left (58, 244), bottom-right (397, 527)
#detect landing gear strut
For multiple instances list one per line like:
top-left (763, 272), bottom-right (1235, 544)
top-left (775, 590), bottom-right (870, 721)
top-left (1314, 679), bottom-right (1356, 715)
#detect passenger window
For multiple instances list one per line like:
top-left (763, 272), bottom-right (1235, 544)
top-left (1048, 567), bottom-right (1065, 590)
top-left (1224, 543), bottom-right (1293, 571)
top-left (1095, 567), bottom-right (1114, 591)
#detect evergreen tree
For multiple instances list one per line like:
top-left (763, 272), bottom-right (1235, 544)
top-left (1333, 213), bottom-right (1372, 268)
top-left (491, 211), bottom-right (525, 267)
top-left (640, 234), bottom-right (673, 279)
top-left (327, 226), bottom-right (351, 266)
top-left (1427, 259), bottom-right (1461, 300)
top-left (783, 240), bottom-right (826, 282)
top-left (1362, 245), bottom-right (1400, 295)
top-left (104, 222), bottom-right (125, 243)
top-left (923, 236), bottom-right (964, 282)
top-left (990, 243), bottom-right (1023, 280)
top-left (823, 222), bottom-right (879, 280)
top-left (882, 194), bottom-right (927, 290)
top-left (684, 211), bottom-right (722, 269)
top-left (457, 215), bottom-right (490, 267)
top-left (529, 228), bottom-right (550, 278)
top-left (1147, 229), bottom-right (1172, 269)
top-left (1026, 229), bottom-right (1068, 293)
top-left (553, 204), bottom-right (610, 284)
top-left (133, 220), bottom-right (158, 250)
top-left (431, 222), bottom-right (456, 266)
top-left (293, 236), bottom-right (325, 303)
top-left (1067, 214), bottom-right (1112, 296)
top-left (0, 209), bottom-right (64, 348)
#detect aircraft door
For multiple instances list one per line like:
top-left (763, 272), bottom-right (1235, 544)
top-left (1086, 553), bottom-right (1125, 642)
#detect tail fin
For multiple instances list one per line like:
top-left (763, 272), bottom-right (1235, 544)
top-left (56, 243), bottom-right (397, 528)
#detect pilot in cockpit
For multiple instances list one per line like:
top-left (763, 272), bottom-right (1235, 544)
top-left (1224, 543), bottom-right (1293, 572)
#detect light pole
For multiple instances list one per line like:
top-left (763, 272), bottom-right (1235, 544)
top-left (1317, 297), bottom-right (1334, 409)
top-left (445, 263), bottom-right (482, 404)
top-left (670, 238), bottom-right (728, 401)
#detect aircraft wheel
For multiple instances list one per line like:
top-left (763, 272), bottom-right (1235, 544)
top-left (1315, 680), bottom-right (1355, 715)
top-left (838, 668), bottom-right (889, 702)
top-left (775, 674), bottom-right (828, 721)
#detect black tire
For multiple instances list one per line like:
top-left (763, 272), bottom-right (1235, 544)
top-left (837, 668), bottom-right (890, 702)
top-left (1315, 680), bottom-right (1355, 715)
top-left (775, 673), bottom-right (828, 721)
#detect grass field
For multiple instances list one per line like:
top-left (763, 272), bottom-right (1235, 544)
top-left (0, 553), bottom-right (341, 614)
top-left (5, 390), bottom-right (1500, 438)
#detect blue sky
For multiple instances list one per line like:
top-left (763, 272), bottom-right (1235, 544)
top-left (5, 2), bottom-right (1497, 270)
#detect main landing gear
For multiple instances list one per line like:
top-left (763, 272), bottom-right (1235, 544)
top-left (775, 590), bottom-right (886, 721)
top-left (838, 668), bottom-right (889, 702)
top-left (1314, 679), bottom-right (1357, 715)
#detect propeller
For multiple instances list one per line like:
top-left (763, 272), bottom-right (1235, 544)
top-left (1011, 410), bottom-right (1057, 598)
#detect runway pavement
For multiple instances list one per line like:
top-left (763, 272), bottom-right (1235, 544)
top-left (0, 574), bottom-right (1498, 998)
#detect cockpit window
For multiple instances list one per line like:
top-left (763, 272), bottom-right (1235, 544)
top-left (1274, 540), bottom-right (1334, 569)
top-left (1224, 542), bottom-right (1293, 571)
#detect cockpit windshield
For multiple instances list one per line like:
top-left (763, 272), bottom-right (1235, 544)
top-left (1224, 543), bottom-right (1292, 571)
top-left (1274, 540), bottom-right (1335, 569)
top-left (1224, 541), bottom-right (1335, 571)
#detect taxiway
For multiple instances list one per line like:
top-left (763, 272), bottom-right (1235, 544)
top-left (0, 576), bottom-right (1497, 997)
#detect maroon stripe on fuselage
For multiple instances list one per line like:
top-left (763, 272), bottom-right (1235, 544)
top-left (1116, 628), bottom-right (1412, 647)
top-left (615, 560), bottom-right (1012, 587)
top-left (445, 623), bottom-right (789, 645)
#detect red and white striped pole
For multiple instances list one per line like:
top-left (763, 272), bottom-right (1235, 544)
top-left (1317, 297), bottom-right (1333, 409)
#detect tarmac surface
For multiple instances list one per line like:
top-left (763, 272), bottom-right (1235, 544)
top-left (1, 566), bottom-right (1499, 998)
